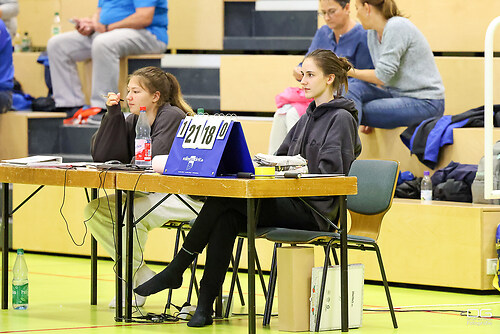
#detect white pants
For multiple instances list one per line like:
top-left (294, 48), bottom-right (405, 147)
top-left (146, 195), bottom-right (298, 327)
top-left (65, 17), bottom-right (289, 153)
top-left (268, 104), bottom-right (300, 154)
top-left (47, 29), bottom-right (167, 109)
top-left (85, 192), bottom-right (204, 271)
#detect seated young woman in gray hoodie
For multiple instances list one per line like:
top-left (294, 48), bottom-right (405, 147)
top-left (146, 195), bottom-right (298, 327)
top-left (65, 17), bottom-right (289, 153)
top-left (134, 49), bottom-right (361, 327)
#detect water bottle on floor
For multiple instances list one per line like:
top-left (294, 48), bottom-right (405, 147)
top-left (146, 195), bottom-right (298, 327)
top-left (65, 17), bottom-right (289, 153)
top-left (421, 171), bottom-right (432, 204)
top-left (135, 106), bottom-right (152, 167)
top-left (12, 249), bottom-right (28, 310)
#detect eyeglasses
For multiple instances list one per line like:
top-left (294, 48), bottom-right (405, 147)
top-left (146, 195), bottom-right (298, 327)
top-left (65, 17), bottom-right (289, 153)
top-left (318, 9), bottom-right (337, 17)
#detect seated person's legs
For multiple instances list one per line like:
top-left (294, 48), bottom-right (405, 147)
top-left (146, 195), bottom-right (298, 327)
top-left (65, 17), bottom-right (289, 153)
top-left (89, 29), bottom-right (167, 109)
top-left (344, 78), bottom-right (392, 126)
top-left (86, 192), bottom-right (203, 307)
top-left (361, 96), bottom-right (445, 129)
top-left (134, 197), bottom-right (243, 296)
top-left (136, 196), bottom-right (319, 327)
top-left (47, 31), bottom-right (93, 113)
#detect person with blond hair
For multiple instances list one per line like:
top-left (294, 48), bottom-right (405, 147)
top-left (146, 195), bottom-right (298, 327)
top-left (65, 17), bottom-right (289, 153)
top-left (86, 66), bottom-right (204, 308)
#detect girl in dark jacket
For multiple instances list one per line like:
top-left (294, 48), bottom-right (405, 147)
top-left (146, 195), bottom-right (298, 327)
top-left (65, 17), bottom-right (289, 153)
top-left (134, 50), bottom-right (361, 326)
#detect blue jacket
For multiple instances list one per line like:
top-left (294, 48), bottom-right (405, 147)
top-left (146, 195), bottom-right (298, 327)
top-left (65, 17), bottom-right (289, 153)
top-left (400, 105), bottom-right (500, 169)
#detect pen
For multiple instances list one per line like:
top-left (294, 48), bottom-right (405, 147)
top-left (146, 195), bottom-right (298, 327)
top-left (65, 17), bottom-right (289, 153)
top-left (102, 94), bottom-right (124, 101)
top-left (235, 172), bottom-right (301, 179)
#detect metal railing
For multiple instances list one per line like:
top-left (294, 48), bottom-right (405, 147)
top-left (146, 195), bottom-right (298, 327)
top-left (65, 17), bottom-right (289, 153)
top-left (484, 16), bottom-right (500, 199)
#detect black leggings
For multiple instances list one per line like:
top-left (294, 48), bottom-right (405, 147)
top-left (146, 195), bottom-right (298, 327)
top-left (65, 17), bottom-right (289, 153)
top-left (183, 196), bottom-right (319, 297)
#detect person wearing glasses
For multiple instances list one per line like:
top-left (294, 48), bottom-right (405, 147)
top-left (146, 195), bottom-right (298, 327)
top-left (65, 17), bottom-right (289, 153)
top-left (268, 0), bottom-right (373, 154)
top-left (346, 0), bottom-right (444, 134)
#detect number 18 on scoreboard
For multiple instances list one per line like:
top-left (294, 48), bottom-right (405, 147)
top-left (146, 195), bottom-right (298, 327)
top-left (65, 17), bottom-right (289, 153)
top-left (164, 115), bottom-right (254, 177)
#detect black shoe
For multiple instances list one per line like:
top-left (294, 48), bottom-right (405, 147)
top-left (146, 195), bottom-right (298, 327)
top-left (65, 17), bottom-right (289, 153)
top-left (87, 112), bottom-right (104, 125)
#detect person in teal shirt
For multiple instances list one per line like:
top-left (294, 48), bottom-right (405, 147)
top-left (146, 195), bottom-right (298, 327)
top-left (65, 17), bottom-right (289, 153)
top-left (47, 0), bottom-right (168, 116)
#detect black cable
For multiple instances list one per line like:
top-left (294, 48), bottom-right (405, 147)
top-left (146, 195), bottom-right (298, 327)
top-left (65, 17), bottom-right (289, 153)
top-left (109, 171), bottom-right (150, 317)
top-left (59, 167), bottom-right (88, 246)
top-left (59, 167), bottom-right (113, 247)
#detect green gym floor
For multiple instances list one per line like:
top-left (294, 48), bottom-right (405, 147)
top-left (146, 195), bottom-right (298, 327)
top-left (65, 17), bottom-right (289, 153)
top-left (0, 252), bottom-right (499, 333)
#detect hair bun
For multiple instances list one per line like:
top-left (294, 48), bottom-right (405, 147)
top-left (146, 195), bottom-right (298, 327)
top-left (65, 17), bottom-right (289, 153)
top-left (339, 57), bottom-right (352, 72)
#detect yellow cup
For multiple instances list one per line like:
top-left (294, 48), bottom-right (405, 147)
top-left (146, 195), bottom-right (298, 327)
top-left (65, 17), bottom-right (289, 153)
top-left (254, 166), bottom-right (275, 179)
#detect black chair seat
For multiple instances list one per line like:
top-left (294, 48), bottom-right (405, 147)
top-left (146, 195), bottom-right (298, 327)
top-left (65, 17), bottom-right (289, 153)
top-left (238, 227), bottom-right (277, 238)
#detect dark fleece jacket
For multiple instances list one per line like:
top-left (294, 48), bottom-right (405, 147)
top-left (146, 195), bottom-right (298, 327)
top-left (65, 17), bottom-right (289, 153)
top-left (277, 97), bottom-right (361, 231)
top-left (91, 103), bottom-right (186, 163)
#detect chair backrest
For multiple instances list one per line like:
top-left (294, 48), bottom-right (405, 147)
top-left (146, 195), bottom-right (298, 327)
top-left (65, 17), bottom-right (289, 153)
top-left (346, 159), bottom-right (399, 240)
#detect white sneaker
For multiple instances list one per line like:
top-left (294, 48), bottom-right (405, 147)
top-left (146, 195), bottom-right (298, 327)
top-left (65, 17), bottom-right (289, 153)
top-left (135, 264), bottom-right (157, 286)
top-left (108, 294), bottom-right (146, 308)
top-left (108, 265), bottom-right (156, 308)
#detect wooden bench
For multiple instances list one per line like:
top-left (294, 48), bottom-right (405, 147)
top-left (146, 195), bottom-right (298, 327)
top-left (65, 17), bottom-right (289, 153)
top-left (0, 112), bottom-right (67, 160)
top-left (349, 198), bottom-right (500, 290)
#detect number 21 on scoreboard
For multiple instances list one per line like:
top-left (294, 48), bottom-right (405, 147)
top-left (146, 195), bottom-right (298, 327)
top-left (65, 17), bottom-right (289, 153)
top-left (178, 116), bottom-right (232, 150)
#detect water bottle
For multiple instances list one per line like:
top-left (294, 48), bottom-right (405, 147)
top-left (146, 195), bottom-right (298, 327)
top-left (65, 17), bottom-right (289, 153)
top-left (51, 12), bottom-right (62, 36)
top-left (135, 106), bottom-right (152, 166)
top-left (12, 249), bottom-right (28, 310)
top-left (21, 32), bottom-right (32, 52)
top-left (13, 30), bottom-right (22, 52)
top-left (421, 171), bottom-right (433, 204)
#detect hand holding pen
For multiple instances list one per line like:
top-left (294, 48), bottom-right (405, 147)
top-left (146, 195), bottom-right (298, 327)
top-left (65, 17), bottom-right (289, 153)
top-left (103, 93), bottom-right (124, 106)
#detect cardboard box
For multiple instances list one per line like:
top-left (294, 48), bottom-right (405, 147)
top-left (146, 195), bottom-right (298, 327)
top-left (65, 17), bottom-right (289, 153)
top-left (310, 263), bottom-right (365, 331)
top-left (277, 246), bottom-right (315, 332)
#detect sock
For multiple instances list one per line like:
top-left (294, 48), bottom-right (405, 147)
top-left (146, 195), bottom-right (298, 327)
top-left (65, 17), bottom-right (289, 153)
top-left (187, 288), bottom-right (216, 327)
top-left (134, 248), bottom-right (195, 296)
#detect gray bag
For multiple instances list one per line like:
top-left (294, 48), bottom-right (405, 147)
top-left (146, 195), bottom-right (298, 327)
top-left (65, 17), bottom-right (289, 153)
top-left (471, 141), bottom-right (500, 204)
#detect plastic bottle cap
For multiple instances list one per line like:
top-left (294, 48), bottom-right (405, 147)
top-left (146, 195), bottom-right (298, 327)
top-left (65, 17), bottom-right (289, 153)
top-left (197, 108), bottom-right (204, 115)
top-left (17, 249), bottom-right (24, 255)
top-left (424, 171), bottom-right (430, 176)
top-left (139, 106), bottom-right (146, 112)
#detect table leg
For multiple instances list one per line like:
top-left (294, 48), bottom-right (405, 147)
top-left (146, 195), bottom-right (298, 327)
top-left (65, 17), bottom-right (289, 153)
top-left (339, 195), bottom-right (349, 332)
top-left (247, 199), bottom-right (256, 334)
top-left (115, 190), bottom-right (123, 321)
top-left (124, 190), bottom-right (134, 322)
top-left (90, 189), bottom-right (98, 306)
top-left (1, 183), bottom-right (9, 309)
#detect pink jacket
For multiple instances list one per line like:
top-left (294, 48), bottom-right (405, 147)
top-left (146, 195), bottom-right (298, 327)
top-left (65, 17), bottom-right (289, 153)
top-left (275, 87), bottom-right (313, 117)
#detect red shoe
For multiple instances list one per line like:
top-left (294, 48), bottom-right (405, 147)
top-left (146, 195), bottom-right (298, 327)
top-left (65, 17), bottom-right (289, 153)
top-left (63, 107), bottom-right (102, 125)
